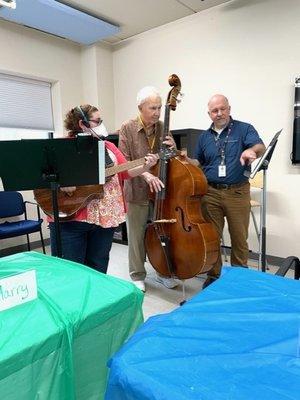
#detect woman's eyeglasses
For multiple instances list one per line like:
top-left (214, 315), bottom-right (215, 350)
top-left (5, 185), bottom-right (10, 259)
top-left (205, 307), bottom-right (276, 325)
top-left (88, 118), bottom-right (103, 126)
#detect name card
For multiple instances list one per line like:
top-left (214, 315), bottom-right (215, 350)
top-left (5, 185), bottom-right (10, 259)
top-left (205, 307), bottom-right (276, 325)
top-left (0, 270), bottom-right (37, 312)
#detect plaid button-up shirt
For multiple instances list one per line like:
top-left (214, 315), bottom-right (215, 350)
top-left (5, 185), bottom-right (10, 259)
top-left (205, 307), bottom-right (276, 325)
top-left (118, 117), bottom-right (163, 204)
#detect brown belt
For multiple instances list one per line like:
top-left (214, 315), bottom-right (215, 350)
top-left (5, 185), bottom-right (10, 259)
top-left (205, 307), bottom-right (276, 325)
top-left (208, 182), bottom-right (248, 190)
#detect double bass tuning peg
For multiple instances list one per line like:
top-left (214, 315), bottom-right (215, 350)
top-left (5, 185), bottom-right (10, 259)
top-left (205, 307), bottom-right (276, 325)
top-left (176, 92), bottom-right (184, 103)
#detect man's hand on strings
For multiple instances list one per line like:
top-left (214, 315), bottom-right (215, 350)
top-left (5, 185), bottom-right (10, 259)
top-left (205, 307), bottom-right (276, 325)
top-left (142, 172), bottom-right (164, 193)
top-left (144, 153), bottom-right (159, 169)
top-left (163, 135), bottom-right (176, 149)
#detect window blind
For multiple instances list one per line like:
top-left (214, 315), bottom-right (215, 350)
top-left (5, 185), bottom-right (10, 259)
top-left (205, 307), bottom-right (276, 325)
top-left (0, 73), bottom-right (54, 130)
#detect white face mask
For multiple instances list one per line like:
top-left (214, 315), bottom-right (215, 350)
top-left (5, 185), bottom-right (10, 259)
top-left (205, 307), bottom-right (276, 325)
top-left (91, 123), bottom-right (109, 138)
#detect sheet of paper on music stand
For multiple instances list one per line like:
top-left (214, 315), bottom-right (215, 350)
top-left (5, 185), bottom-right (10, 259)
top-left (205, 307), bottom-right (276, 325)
top-left (98, 140), bottom-right (105, 184)
top-left (250, 129), bottom-right (282, 179)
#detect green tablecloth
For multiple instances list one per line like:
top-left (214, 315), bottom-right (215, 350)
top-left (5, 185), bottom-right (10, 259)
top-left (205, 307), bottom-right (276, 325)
top-left (0, 251), bottom-right (144, 399)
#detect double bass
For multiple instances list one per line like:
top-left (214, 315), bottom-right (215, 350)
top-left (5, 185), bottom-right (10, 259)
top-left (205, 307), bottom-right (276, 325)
top-left (144, 74), bottom-right (219, 279)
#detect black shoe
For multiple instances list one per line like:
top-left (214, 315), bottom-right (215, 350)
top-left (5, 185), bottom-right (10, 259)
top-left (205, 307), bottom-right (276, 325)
top-left (202, 276), bottom-right (218, 289)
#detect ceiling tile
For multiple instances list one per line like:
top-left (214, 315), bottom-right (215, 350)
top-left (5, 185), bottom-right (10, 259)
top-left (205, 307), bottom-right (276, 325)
top-left (60, 0), bottom-right (194, 40)
top-left (179, 0), bottom-right (232, 12)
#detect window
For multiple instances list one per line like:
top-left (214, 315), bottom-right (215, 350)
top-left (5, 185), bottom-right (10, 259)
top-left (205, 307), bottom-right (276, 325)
top-left (0, 73), bottom-right (54, 140)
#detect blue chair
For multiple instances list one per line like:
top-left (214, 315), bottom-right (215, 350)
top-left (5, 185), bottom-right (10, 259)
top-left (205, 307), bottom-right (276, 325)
top-left (0, 191), bottom-right (46, 254)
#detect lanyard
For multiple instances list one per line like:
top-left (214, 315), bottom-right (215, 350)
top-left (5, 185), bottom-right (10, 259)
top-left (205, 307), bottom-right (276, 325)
top-left (214, 122), bottom-right (233, 165)
top-left (138, 115), bottom-right (157, 152)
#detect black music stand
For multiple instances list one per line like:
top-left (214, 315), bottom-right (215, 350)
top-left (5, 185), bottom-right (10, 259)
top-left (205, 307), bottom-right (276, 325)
top-left (0, 136), bottom-right (105, 258)
top-left (246, 129), bottom-right (282, 272)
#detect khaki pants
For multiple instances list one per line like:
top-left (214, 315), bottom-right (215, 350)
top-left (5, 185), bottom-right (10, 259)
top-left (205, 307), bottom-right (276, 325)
top-left (126, 202), bottom-right (150, 281)
top-left (201, 183), bottom-right (251, 278)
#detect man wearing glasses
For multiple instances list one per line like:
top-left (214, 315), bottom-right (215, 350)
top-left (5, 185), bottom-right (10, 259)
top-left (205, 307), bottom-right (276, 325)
top-left (187, 94), bottom-right (265, 288)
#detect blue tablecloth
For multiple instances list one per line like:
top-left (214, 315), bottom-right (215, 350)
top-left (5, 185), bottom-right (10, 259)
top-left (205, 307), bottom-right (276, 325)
top-left (106, 267), bottom-right (300, 400)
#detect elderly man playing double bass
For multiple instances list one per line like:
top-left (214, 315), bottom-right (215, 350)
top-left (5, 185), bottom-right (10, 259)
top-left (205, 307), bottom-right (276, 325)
top-left (118, 86), bottom-right (178, 292)
top-left (188, 94), bottom-right (266, 288)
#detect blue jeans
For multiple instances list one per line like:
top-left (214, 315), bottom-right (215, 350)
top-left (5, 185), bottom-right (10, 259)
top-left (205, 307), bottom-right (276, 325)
top-left (49, 221), bottom-right (115, 273)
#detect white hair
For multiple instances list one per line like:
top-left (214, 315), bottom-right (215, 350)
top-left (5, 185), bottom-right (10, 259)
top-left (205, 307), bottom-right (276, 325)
top-left (137, 86), bottom-right (161, 106)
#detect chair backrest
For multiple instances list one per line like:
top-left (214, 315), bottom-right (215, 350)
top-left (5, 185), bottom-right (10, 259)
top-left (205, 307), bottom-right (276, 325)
top-left (0, 191), bottom-right (25, 218)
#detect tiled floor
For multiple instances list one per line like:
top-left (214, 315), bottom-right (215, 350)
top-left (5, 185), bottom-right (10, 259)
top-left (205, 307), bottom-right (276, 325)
top-left (37, 242), bottom-right (291, 321)
top-left (2, 240), bottom-right (293, 320)
top-left (108, 242), bottom-right (205, 320)
top-left (108, 243), bottom-right (297, 320)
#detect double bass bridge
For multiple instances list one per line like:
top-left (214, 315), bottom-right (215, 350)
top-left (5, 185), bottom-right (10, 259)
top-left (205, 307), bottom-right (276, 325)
top-left (153, 218), bottom-right (177, 224)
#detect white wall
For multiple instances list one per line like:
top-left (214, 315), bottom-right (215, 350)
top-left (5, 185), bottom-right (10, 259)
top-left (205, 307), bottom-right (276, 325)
top-left (112, 0), bottom-right (300, 258)
top-left (80, 42), bottom-right (115, 132)
top-left (95, 44), bottom-right (115, 133)
top-left (0, 19), bottom-right (117, 251)
top-left (0, 20), bottom-right (84, 134)
top-left (0, 19), bottom-right (84, 249)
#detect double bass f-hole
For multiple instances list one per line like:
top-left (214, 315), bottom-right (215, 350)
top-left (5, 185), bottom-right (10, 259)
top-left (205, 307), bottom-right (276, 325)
top-left (175, 206), bottom-right (192, 232)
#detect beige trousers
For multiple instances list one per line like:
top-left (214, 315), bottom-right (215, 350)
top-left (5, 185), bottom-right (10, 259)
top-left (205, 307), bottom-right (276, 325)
top-left (201, 183), bottom-right (251, 278)
top-left (126, 202), bottom-right (150, 281)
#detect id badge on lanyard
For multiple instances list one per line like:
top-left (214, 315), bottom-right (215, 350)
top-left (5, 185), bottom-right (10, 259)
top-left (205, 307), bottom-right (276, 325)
top-left (218, 149), bottom-right (226, 177)
top-left (218, 165), bottom-right (226, 177)
top-left (216, 122), bottom-right (233, 177)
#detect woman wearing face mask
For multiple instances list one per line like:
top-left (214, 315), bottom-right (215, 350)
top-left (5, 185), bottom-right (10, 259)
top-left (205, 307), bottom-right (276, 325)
top-left (48, 104), bottom-right (162, 274)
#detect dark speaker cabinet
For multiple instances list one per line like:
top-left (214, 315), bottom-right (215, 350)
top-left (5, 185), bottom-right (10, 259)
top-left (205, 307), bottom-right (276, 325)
top-left (108, 129), bottom-right (204, 157)
top-left (292, 117), bottom-right (300, 164)
top-left (292, 77), bottom-right (300, 164)
top-left (171, 128), bottom-right (204, 157)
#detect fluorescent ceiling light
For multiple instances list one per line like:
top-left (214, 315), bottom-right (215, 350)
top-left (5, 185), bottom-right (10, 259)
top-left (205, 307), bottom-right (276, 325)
top-left (0, 0), bottom-right (120, 45)
top-left (0, 0), bottom-right (16, 9)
